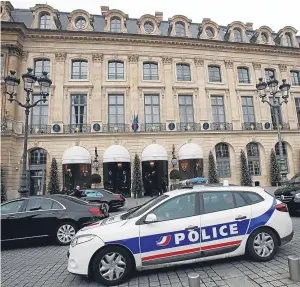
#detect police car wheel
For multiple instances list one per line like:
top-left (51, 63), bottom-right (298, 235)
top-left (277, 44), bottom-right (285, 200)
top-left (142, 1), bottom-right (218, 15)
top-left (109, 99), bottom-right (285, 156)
top-left (247, 228), bottom-right (278, 262)
top-left (92, 246), bottom-right (133, 286)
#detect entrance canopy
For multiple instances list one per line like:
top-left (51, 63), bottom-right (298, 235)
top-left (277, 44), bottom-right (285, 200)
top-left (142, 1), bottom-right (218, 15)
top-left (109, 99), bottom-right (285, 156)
top-left (103, 145), bottom-right (130, 163)
top-left (142, 144), bottom-right (168, 161)
top-left (62, 146), bottom-right (91, 164)
top-left (178, 143), bottom-right (203, 160)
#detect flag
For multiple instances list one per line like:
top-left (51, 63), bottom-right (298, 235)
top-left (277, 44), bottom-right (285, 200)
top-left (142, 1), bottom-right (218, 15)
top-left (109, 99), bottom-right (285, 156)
top-left (131, 113), bottom-right (139, 132)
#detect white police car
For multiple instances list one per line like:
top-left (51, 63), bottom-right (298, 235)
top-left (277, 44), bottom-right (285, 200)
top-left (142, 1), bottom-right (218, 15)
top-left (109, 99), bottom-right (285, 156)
top-left (68, 184), bottom-right (293, 286)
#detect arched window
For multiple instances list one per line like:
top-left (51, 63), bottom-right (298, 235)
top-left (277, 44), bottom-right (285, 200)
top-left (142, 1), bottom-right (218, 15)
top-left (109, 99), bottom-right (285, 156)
top-left (143, 62), bottom-right (158, 80)
top-left (175, 22), bottom-right (185, 37)
top-left (71, 60), bottom-right (88, 79)
top-left (208, 65), bottom-right (222, 82)
top-left (261, 32), bottom-right (269, 43)
top-left (206, 27), bottom-right (215, 38)
top-left (39, 13), bottom-right (51, 29)
top-left (286, 33), bottom-right (293, 47)
top-left (34, 59), bottom-right (50, 78)
top-left (75, 17), bottom-right (86, 30)
top-left (110, 17), bottom-right (121, 33)
top-left (176, 63), bottom-right (191, 81)
top-left (237, 67), bottom-right (250, 83)
top-left (275, 142), bottom-right (289, 172)
top-left (108, 60), bottom-right (124, 80)
top-left (215, 143), bottom-right (231, 178)
top-left (30, 148), bottom-right (47, 165)
top-left (246, 143), bottom-right (261, 175)
top-left (233, 28), bottom-right (243, 42)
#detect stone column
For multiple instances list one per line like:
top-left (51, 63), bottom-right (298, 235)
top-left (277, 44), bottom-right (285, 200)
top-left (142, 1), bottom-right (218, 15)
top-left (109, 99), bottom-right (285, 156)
top-left (194, 58), bottom-right (207, 121)
top-left (224, 60), bottom-right (240, 130)
top-left (128, 54), bottom-right (139, 127)
top-left (252, 63), bottom-right (264, 123)
top-left (92, 54), bottom-right (103, 122)
top-left (162, 56), bottom-right (173, 121)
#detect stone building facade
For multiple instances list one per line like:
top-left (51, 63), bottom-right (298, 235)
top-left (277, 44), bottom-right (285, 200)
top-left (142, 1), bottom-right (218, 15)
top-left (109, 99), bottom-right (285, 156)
top-left (1, 1), bottom-right (300, 199)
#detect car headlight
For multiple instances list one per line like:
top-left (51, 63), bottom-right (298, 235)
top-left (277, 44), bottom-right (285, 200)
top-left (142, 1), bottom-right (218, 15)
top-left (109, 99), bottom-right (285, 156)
top-left (71, 234), bottom-right (96, 247)
top-left (294, 193), bottom-right (300, 200)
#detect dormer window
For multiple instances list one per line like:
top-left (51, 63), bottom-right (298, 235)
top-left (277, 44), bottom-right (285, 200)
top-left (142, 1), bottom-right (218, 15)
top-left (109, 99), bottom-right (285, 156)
top-left (286, 32), bottom-right (293, 47)
top-left (75, 17), bottom-right (86, 30)
top-left (206, 27), bottom-right (215, 38)
top-left (261, 32), bottom-right (269, 43)
top-left (233, 28), bottom-right (242, 42)
top-left (110, 17), bottom-right (121, 33)
top-left (144, 21), bottom-right (154, 33)
top-left (39, 13), bottom-right (50, 29)
top-left (175, 22), bottom-right (185, 36)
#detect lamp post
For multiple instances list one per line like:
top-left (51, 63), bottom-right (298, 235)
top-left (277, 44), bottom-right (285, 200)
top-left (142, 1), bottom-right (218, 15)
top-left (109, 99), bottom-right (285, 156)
top-left (92, 147), bottom-right (99, 172)
top-left (256, 76), bottom-right (290, 182)
top-left (4, 68), bottom-right (52, 197)
top-left (171, 144), bottom-right (178, 167)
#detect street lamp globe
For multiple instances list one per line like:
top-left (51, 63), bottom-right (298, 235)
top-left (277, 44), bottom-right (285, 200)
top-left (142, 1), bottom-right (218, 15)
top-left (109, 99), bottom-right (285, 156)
top-left (4, 70), bottom-right (20, 96)
top-left (92, 159), bottom-right (99, 171)
top-left (256, 78), bottom-right (267, 98)
top-left (279, 79), bottom-right (291, 101)
top-left (38, 71), bottom-right (52, 98)
top-left (22, 68), bottom-right (37, 91)
top-left (267, 76), bottom-right (279, 95)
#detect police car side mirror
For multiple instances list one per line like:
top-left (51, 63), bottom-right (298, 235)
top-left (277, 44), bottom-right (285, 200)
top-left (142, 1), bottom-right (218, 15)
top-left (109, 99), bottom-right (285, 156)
top-left (144, 213), bottom-right (158, 224)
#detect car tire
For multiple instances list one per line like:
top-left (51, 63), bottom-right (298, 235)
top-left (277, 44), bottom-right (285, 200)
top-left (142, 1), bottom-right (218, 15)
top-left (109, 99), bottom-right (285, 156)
top-left (55, 222), bottom-right (77, 246)
top-left (92, 246), bottom-right (134, 286)
top-left (101, 202), bottom-right (110, 214)
top-left (246, 227), bottom-right (278, 262)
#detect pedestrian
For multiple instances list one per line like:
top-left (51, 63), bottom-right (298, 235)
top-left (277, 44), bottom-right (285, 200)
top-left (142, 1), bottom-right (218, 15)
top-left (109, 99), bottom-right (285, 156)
top-left (73, 185), bottom-right (81, 198)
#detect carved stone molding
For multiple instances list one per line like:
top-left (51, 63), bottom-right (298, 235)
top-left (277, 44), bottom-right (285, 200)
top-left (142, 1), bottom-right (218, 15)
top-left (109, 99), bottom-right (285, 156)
top-left (114, 139), bottom-right (119, 144)
top-left (161, 87), bottom-right (165, 99)
top-left (138, 87), bottom-right (143, 98)
top-left (252, 62), bottom-right (261, 70)
top-left (8, 45), bottom-right (22, 58)
top-left (1, 1), bottom-right (14, 22)
top-left (21, 51), bottom-right (29, 61)
top-left (74, 139), bottom-right (80, 146)
top-left (128, 54), bottom-right (139, 63)
top-left (92, 53), bottom-right (103, 62)
top-left (102, 87), bottom-right (106, 98)
top-left (194, 88), bottom-right (199, 98)
top-left (152, 138), bottom-right (156, 143)
top-left (34, 140), bottom-right (39, 147)
top-left (67, 9), bottom-right (94, 31)
top-left (279, 64), bottom-right (287, 72)
top-left (194, 58), bottom-right (204, 66)
top-left (55, 52), bottom-right (67, 62)
top-left (162, 56), bottom-right (172, 65)
top-left (224, 60), bottom-right (233, 69)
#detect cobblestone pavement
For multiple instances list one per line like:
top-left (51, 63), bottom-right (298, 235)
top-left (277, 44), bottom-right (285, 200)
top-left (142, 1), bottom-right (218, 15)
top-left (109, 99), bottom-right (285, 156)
top-left (1, 205), bottom-right (300, 287)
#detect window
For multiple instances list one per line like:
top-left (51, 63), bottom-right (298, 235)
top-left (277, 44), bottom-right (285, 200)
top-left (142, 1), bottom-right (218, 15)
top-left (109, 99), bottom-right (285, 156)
top-left (1, 200), bottom-right (24, 214)
top-left (71, 95), bottom-right (87, 129)
top-left (75, 17), bottom-right (86, 30)
top-left (39, 13), bottom-right (51, 29)
top-left (144, 21), bottom-right (154, 33)
top-left (31, 94), bottom-right (48, 127)
top-left (143, 62), bottom-right (158, 80)
top-left (176, 63), bottom-right (191, 81)
top-left (242, 97), bottom-right (255, 123)
top-left (265, 69), bottom-right (276, 82)
top-left (108, 95), bottom-right (124, 125)
top-left (234, 193), bottom-right (247, 208)
top-left (247, 143), bottom-right (261, 176)
top-left (25, 198), bottom-right (55, 211)
top-left (175, 22), bottom-right (185, 37)
top-left (261, 32), bottom-right (269, 43)
top-left (233, 28), bottom-right (243, 42)
top-left (206, 27), bottom-right (215, 38)
top-left (238, 67), bottom-right (250, 84)
top-left (291, 71), bottom-right (300, 86)
top-left (275, 142), bottom-right (289, 172)
top-left (215, 143), bottom-right (231, 178)
top-left (30, 148), bottom-right (47, 165)
top-left (286, 33), bottom-right (293, 47)
top-left (84, 190), bottom-right (104, 197)
top-left (71, 60), bottom-right (88, 79)
top-left (52, 201), bottom-right (64, 210)
top-left (211, 96), bottom-right (225, 123)
top-left (144, 95), bottom-right (160, 126)
top-left (108, 61), bottom-right (124, 80)
top-left (202, 192), bottom-right (235, 214)
top-left (208, 66), bottom-right (222, 82)
top-left (178, 95), bottom-right (194, 126)
top-left (152, 193), bottom-right (197, 222)
top-left (243, 192), bottom-right (264, 204)
top-left (296, 98), bottom-right (300, 124)
top-left (110, 17), bottom-right (121, 33)
top-left (34, 59), bottom-right (50, 78)
top-left (269, 97), bottom-right (283, 126)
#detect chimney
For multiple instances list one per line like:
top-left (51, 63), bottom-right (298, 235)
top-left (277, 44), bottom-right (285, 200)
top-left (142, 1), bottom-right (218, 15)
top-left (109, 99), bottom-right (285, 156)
top-left (101, 6), bottom-right (109, 16)
top-left (155, 11), bottom-right (163, 22)
top-left (246, 22), bottom-right (253, 30)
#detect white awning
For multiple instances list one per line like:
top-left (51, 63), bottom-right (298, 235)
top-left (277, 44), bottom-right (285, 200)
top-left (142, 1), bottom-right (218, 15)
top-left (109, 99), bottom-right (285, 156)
top-left (142, 144), bottom-right (168, 161)
top-left (103, 145), bottom-right (130, 163)
top-left (62, 146), bottom-right (91, 164)
top-left (178, 143), bottom-right (203, 160)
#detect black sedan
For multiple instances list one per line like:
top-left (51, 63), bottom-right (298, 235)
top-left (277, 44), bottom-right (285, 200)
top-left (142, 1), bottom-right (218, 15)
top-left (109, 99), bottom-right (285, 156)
top-left (74, 188), bottom-right (126, 211)
top-left (1, 195), bottom-right (108, 245)
top-left (274, 172), bottom-right (300, 215)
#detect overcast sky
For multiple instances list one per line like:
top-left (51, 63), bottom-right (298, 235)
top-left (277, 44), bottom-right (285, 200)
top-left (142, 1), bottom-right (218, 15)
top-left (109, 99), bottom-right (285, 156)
top-left (11, 0), bottom-right (300, 34)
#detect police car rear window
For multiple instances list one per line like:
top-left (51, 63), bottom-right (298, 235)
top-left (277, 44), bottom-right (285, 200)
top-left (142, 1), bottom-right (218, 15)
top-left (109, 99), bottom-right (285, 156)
top-left (243, 192), bottom-right (264, 204)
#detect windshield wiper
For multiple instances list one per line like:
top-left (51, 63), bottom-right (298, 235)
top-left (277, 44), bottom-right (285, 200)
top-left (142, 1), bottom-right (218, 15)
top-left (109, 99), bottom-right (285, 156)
top-left (121, 205), bottom-right (141, 220)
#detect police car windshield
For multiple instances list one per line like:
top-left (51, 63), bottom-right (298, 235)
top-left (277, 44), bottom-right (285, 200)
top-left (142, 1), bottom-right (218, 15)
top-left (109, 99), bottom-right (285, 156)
top-left (123, 195), bottom-right (168, 219)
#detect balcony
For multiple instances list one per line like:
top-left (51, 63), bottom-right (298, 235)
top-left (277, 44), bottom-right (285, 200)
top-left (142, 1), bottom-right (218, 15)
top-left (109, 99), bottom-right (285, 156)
top-left (210, 122), bottom-right (233, 131)
top-left (242, 122), bottom-right (263, 131)
top-left (64, 124), bottom-right (91, 134)
top-left (271, 123), bottom-right (290, 130)
top-left (177, 122), bottom-right (201, 132)
top-left (103, 124), bottom-right (130, 133)
top-left (140, 123), bottom-right (166, 132)
top-left (26, 125), bottom-right (51, 134)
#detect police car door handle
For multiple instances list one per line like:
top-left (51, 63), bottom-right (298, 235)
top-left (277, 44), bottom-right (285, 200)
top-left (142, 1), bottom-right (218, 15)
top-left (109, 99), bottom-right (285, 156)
top-left (235, 215), bottom-right (247, 220)
top-left (185, 225), bottom-right (199, 231)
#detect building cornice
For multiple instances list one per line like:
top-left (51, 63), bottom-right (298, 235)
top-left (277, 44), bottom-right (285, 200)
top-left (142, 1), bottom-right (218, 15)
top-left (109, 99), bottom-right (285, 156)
top-left (1, 22), bottom-right (300, 57)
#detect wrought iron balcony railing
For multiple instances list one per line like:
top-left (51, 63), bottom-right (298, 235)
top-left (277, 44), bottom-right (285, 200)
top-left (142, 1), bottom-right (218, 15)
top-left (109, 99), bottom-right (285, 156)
top-left (27, 125), bottom-right (51, 134)
top-left (140, 123), bottom-right (166, 132)
top-left (64, 124), bottom-right (91, 133)
top-left (271, 123), bottom-right (290, 130)
top-left (242, 122), bottom-right (263, 131)
top-left (210, 122), bottom-right (233, 131)
top-left (177, 122), bottom-right (201, 132)
top-left (103, 124), bottom-right (130, 133)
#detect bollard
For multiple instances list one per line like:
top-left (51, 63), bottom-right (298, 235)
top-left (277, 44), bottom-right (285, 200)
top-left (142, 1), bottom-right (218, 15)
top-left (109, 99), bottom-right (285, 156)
top-left (188, 272), bottom-right (200, 287)
top-left (288, 255), bottom-right (300, 282)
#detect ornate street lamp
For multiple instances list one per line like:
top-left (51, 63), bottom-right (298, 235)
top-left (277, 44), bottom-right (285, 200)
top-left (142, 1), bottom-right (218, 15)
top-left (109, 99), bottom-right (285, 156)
top-left (171, 144), bottom-right (178, 167)
top-left (4, 68), bottom-right (52, 197)
top-left (92, 147), bottom-right (99, 172)
top-left (256, 76), bottom-right (291, 182)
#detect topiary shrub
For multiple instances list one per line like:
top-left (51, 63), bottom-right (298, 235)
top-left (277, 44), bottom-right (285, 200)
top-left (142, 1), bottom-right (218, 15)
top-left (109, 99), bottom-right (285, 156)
top-left (170, 169), bottom-right (181, 180)
top-left (91, 173), bottom-right (101, 184)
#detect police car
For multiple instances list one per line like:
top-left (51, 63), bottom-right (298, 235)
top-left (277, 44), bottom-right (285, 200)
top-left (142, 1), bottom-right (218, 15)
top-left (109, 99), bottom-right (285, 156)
top-left (67, 183), bottom-right (294, 286)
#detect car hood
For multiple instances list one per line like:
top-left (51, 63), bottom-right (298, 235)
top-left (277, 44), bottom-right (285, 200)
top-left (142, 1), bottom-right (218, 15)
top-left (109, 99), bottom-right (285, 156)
top-left (274, 185), bottom-right (299, 195)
